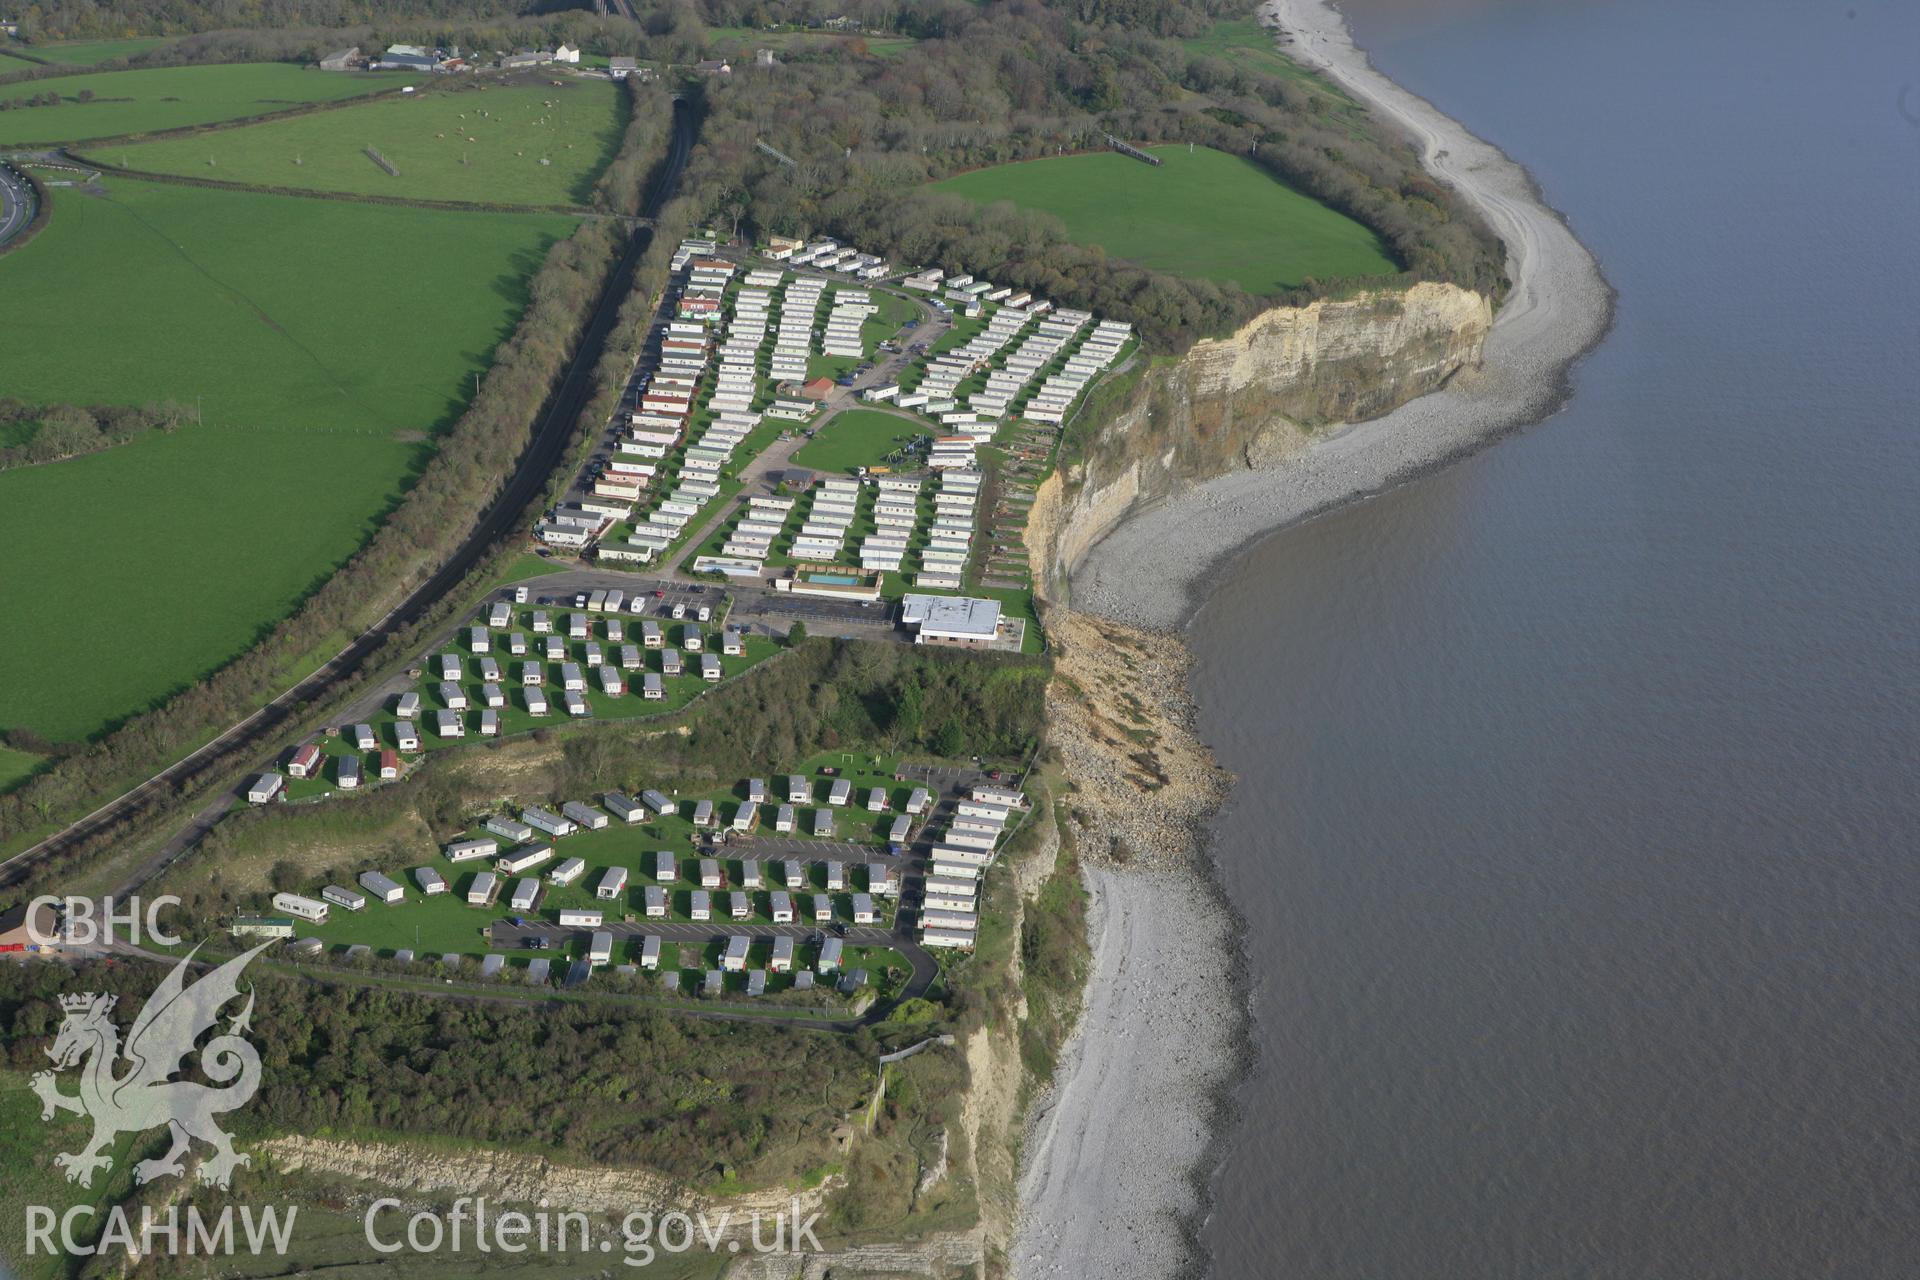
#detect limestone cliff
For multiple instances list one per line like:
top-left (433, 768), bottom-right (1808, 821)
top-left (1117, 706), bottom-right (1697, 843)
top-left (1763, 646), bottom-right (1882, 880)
top-left (1028, 281), bottom-right (1491, 602)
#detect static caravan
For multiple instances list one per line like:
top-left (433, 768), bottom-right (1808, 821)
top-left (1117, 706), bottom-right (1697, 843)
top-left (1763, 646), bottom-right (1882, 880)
top-left (322, 884), bottom-right (366, 912)
top-left (771, 891), bottom-right (794, 924)
top-left (604, 793), bottom-right (643, 824)
top-left (729, 891), bottom-right (750, 920)
top-left (887, 815), bottom-right (912, 848)
top-left (723, 935), bottom-right (750, 972)
top-left (272, 892), bottom-right (329, 923)
top-left (812, 809), bottom-right (834, 838)
top-left (434, 709), bottom-right (464, 739)
top-left (811, 893), bottom-right (834, 923)
top-left (784, 860), bottom-right (806, 889)
top-left (639, 935), bottom-right (662, 970)
top-left (643, 673), bottom-right (665, 700)
top-left (644, 885), bottom-right (667, 917)
top-left (487, 815), bottom-right (535, 843)
top-left (700, 653), bottom-right (722, 682)
top-left (287, 743), bottom-right (322, 779)
top-left (562, 800), bottom-right (609, 831)
top-left (661, 651), bottom-right (682, 677)
top-left (690, 799), bottom-right (715, 828)
top-left (689, 890), bottom-right (711, 922)
top-left (522, 806), bottom-right (576, 838)
top-left (467, 871), bottom-right (500, 906)
top-left (246, 773), bottom-right (284, 805)
top-left (826, 861), bottom-right (846, 891)
top-left (827, 778), bottom-right (852, 807)
top-left (775, 804), bottom-right (795, 833)
top-left (526, 957), bottom-right (552, 985)
top-left (477, 708), bottom-right (499, 737)
top-left (523, 687), bottom-right (550, 716)
top-left (559, 908), bottom-right (603, 928)
top-left (731, 803), bottom-right (758, 833)
top-left (818, 937), bottom-right (843, 972)
top-left (479, 953), bottom-right (505, 978)
top-left (905, 786), bottom-right (930, 815)
top-left (508, 878), bottom-right (541, 912)
top-left (358, 872), bottom-right (404, 905)
top-left (653, 850), bottom-right (677, 881)
top-left (414, 867), bottom-right (447, 896)
top-left (770, 935), bottom-right (795, 972)
top-left (596, 866), bottom-right (629, 900)
top-left (867, 862), bottom-right (898, 896)
top-left (787, 774), bottom-right (811, 804)
top-left (395, 691), bottom-right (421, 720)
top-left (852, 893), bottom-right (875, 925)
top-left (549, 856), bottom-right (587, 886)
top-left (741, 859), bottom-right (763, 888)
top-left (352, 723), bottom-right (377, 750)
top-left (746, 778), bottom-right (768, 803)
top-left (699, 858), bottom-right (722, 888)
top-left (496, 844), bottom-right (555, 875)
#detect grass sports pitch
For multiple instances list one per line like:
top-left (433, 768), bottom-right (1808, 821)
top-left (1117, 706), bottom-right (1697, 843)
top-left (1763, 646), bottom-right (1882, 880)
top-left (115, 79), bottom-right (628, 207)
top-left (0, 62), bottom-right (411, 145)
top-left (0, 177), bottom-right (577, 742)
top-left (930, 144), bottom-right (1398, 294)
top-left (792, 409), bottom-right (927, 475)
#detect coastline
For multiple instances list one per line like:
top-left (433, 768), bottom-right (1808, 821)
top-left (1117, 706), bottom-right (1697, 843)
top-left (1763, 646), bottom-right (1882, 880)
top-left (1013, 2), bottom-right (1614, 1276)
top-left (1070, 0), bottom-right (1615, 631)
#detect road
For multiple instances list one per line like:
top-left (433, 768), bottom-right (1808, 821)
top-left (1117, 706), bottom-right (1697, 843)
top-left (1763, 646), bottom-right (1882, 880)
top-left (0, 100), bottom-right (700, 894)
top-left (0, 158), bottom-right (38, 249)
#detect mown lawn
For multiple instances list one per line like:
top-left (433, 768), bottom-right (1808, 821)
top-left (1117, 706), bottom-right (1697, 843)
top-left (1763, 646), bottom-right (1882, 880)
top-left (791, 408), bottom-right (926, 474)
top-left (0, 62), bottom-right (412, 145)
top-left (0, 178), bottom-right (576, 741)
top-left (929, 144), bottom-right (1398, 294)
top-left (116, 79), bottom-right (628, 207)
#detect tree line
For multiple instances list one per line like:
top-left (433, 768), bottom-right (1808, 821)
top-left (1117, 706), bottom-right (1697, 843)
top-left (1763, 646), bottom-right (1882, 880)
top-left (0, 396), bottom-right (189, 471)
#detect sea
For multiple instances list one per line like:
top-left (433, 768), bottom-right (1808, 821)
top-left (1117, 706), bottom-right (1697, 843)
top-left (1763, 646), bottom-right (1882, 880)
top-left (1189, 1), bottom-right (1920, 1276)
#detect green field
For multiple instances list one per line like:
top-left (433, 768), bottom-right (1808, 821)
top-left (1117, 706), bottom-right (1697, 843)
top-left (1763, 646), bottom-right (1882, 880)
top-left (930, 144), bottom-right (1397, 294)
top-left (117, 79), bottom-right (627, 206)
top-left (0, 62), bottom-right (409, 145)
top-left (0, 744), bottom-right (44, 794)
top-left (792, 408), bottom-right (927, 474)
top-left (0, 178), bottom-right (576, 741)
top-left (1181, 17), bottom-right (1364, 113)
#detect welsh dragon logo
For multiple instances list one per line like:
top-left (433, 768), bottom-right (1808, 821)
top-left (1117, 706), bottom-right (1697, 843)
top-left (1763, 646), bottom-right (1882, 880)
top-left (31, 941), bottom-right (272, 1190)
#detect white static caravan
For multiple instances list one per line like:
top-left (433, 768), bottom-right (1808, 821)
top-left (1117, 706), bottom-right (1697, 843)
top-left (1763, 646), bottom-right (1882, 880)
top-left (644, 885), bottom-right (667, 917)
top-left (549, 856), bottom-right (587, 886)
top-left (827, 778), bottom-right (852, 807)
top-left (495, 844), bottom-right (555, 875)
top-left (729, 891), bottom-right (750, 920)
top-left (358, 871), bottom-right (404, 905)
top-left (810, 893), bottom-right (834, 924)
top-left (466, 871), bottom-right (500, 906)
top-left (271, 892), bottom-right (329, 923)
top-left (723, 935), bottom-right (750, 972)
top-left (562, 800), bottom-right (609, 830)
top-left (866, 786), bottom-right (888, 813)
top-left (783, 859), bottom-right (806, 889)
top-left (786, 774), bottom-right (811, 804)
top-left (775, 804), bottom-right (795, 833)
top-left (559, 908), bottom-right (603, 928)
top-left (905, 786), bottom-right (931, 816)
top-left (770, 935), bottom-right (795, 972)
top-left (689, 890), bottom-right (711, 922)
top-left (413, 867), bottom-right (448, 896)
top-left (508, 877), bottom-right (541, 912)
top-left (825, 861), bottom-right (846, 891)
top-left (812, 809), bottom-right (835, 838)
top-left (521, 806), bottom-right (576, 838)
top-left (653, 850), bottom-right (677, 881)
top-left (699, 857), bottom-right (722, 888)
top-left (639, 935), bottom-right (662, 970)
top-left (596, 866), bottom-right (629, 900)
top-left (867, 862), bottom-right (898, 897)
top-left (770, 891), bottom-right (794, 924)
top-left (246, 773), bottom-right (284, 805)
top-left (604, 792), bottom-right (644, 824)
top-left (741, 859), bottom-right (764, 888)
top-left (322, 884), bottom-right (367, 913)
top-left (852, 893), bottom-right (875, 925)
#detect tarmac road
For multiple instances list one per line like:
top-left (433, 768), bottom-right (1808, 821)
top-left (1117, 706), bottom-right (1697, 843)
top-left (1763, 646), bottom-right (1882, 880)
top-left (0, 159), bottom-right (38, 248)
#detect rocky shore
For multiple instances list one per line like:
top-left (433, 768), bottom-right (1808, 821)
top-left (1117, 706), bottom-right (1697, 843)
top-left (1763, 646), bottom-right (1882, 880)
top-left (1013, 1), bottom-right (1614, 1276)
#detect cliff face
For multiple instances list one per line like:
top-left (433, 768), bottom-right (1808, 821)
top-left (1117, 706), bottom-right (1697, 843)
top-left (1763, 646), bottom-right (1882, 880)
top-left (1028, 281), bottom-right (1492, 601)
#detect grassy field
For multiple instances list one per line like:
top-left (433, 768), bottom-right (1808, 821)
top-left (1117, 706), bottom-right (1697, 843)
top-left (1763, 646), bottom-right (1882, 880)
top-left (115, 79), bottom-right (628, 206)
top-left (0, 178), bottom-right (576, 741)
top-left (1181, 17), bottom-right (1366, 118)
top-left (0, 744), bottom-right (44, 794)
top-left (792, 408), bottom-right (926, 474)
top-left (930, 144), bottom-right (1397, 294)
top-left (0, 62), bottom-right (410, 145)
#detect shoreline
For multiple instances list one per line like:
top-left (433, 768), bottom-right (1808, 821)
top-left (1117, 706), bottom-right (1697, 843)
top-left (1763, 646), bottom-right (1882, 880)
top-left (1070, 0), bottom-right (1615, 632)
top-left (1013, 2), bottom-right (1614, 1276)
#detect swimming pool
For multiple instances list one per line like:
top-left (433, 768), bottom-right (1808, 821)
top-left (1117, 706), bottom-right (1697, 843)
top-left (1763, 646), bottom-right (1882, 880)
top-left (804, 572), bottom-right (862, 585)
